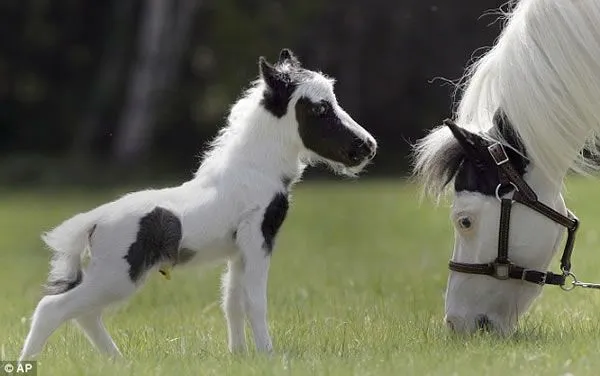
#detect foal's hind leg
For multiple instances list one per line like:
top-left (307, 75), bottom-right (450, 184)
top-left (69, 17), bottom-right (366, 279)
top-left (20, 275), bottom-right (135, 360)
top-left (19, 288), bottom-right (93, 361)
top-left (74, 310), bottom-right (122, 357)
top-left (20, 294), bottom-right (64, 360)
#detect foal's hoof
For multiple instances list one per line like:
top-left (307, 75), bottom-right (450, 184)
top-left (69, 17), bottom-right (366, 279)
top-left (229, 346), bottom-right (248, 355)
top-left (257, 346), bottom-right (274, 357)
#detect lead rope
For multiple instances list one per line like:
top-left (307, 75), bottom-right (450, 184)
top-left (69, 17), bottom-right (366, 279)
top-left (559, 222), bottom-right (600, 291)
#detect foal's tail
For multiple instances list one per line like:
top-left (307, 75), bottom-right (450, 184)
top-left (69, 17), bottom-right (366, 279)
top-left (42, 206), bottom-right (106, 295)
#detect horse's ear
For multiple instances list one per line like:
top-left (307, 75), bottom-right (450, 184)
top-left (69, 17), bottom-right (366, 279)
top-left (493, 110), bottom-right (525, 154)
top-left (278, 48), bottom-right (301, 67)
top-left (443, 119), bottom-right (487, 158)
top-left (259, 56), bottom-right (280, 89)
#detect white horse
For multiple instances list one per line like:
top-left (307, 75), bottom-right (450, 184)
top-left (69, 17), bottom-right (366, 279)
top-left (19, 49), bottom-right (377, 360)
top-left (414, 0), bottom-right (600, 335)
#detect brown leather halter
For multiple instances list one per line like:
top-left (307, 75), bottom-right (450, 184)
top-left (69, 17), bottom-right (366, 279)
top-left (444, 119), bottom-right (585, 289)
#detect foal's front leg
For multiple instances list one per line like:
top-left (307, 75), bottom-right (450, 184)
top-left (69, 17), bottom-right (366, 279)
top-left (235, 215), bottom-right (273, 353)
top-left (222, 257), bottom-right (247, 353)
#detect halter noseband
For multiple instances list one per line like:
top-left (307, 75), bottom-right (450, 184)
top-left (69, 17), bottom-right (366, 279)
top-left (444, 119), bottom-right (597, 290)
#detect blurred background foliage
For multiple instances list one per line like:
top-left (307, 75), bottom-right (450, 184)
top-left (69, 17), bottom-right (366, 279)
top-left (0, 0), bottom-right (504, 186)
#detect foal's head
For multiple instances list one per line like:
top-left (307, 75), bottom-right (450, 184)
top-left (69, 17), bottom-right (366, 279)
top-left (257, 49), bottom-right (377, 175)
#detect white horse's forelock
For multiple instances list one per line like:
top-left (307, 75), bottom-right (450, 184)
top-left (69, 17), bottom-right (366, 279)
top-left (412, 125), bottom-right (463, 200)
top-left (456, 0), bottom-right (600, 185)
top-left (415, 0), bottom-right (600, 198)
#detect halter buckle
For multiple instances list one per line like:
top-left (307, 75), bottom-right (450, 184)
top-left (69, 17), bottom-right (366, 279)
top-left (488, 143), bottom-right (509, 165)
top-left (493, 262), bottom-right (510, 280)
top-left (522, 269), bottom-right (546, 285)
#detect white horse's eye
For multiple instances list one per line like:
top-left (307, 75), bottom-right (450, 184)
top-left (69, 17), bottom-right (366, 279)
top-left (457, 216), bottom-right (473, 230)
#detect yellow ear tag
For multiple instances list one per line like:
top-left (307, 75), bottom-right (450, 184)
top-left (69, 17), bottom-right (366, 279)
top-left (159, 266), bottom-right (172, 280)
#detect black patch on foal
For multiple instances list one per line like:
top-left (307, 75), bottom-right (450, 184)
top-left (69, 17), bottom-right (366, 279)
top-left (261, 192), bottom-right (289, 254)
top-left (124, 207), bottom-right (183, 282)
top-left (260, 78), bottom-right (298, 118)
top-left (295, 97), bottom-right (364, 167)
top-left (258, 50), bottom-right (312, 118)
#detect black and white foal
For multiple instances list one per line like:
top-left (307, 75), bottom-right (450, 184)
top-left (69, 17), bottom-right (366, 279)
top-left (19, 49), bottom-right (377, 359)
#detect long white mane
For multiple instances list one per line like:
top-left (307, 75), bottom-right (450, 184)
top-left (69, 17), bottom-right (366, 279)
top-left (415, 0), bottom-right (600, 195)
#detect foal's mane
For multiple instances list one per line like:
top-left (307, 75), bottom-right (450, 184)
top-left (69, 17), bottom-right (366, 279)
top-left (415, 0), bottom-right (600, 198)
top-left (193, 81), bottom-right (265, 176)
top-left (194, 58), bottom-right (319, 177)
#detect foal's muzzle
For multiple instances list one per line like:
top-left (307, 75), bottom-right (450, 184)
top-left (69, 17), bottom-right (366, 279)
top-left (346, 137), bottom-right (377, 166)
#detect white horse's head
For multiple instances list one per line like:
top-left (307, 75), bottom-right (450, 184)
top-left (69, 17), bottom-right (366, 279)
top-left (257, 49), bottom-right (377, 176)
top-left (414, 0), bottom-right (600, 335)
top-left (415, 114), bottom-right (572, 335)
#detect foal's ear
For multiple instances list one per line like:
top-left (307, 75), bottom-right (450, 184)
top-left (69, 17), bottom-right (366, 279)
top-left (278, 48), bottom-right (301, 67)
top-left (259, 57), bottom-right (281, 89)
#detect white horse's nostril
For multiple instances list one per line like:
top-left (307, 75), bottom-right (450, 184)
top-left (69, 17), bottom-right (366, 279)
top-left (476, 314), bottom-right (492, 331)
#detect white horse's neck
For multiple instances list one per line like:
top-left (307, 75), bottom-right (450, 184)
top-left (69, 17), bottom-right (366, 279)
top-left (192, 91), bottom-right (305, 185)
top-left (454, 0), bottom-right (600, 188)
top-left (524, 163), bottom-right (564, 204)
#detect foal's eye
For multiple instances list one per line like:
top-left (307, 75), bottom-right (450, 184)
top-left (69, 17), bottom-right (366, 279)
top-left (457, 216), bottom-right (473, 230)
top-left (312, 103), bottom-right (327, 116)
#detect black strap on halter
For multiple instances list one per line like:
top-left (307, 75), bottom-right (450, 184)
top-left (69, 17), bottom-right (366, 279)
top-left (446, 120), bottom-right (580, 287)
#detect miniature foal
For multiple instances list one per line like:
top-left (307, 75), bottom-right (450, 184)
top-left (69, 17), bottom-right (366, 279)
top-left (19, 48), bottom-right (377, 359)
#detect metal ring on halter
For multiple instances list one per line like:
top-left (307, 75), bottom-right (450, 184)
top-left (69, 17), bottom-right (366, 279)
top-left (495, 182), bottom-right (519, 201)
top-left (560, 270), bottom-right (578, 292)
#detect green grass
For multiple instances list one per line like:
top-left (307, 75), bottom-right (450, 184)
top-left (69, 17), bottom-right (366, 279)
top-left (2, 178), bottom-right (600, 375)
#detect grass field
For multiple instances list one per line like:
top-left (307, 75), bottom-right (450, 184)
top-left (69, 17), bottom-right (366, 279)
top-left (2, 178), bottom-right (600, 375)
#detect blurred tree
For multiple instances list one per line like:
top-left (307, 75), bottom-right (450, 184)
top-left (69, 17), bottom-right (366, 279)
top-left (71, 0), bottom-right (139, 159)
top-left (297, 0), bottom-right (504, 173)
top-left (0, 0), bottom-right (506, 184)
top-left (112, 0), bottom-right (201, 166)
